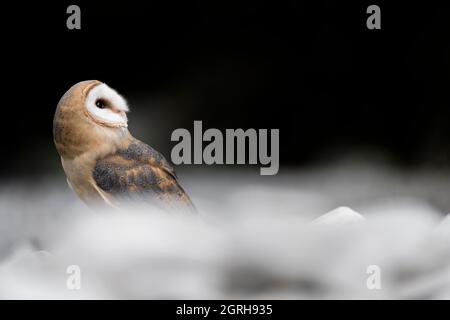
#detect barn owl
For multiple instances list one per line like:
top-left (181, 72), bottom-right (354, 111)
top-left (53, 80), bottom-right (196, 213)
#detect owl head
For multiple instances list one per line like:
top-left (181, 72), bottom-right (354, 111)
top-left (54, 80), bottom-right (130, 159)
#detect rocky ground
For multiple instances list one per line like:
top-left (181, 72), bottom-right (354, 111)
top-left (1, 161), bottom-right (450, 299)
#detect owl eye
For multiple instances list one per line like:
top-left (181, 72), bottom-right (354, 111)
top-left (95, 99), bottom-right (107, 109)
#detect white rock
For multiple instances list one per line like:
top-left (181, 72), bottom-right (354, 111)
top-left (439, 213), bottom-right (450, 227)
top-left (310, 206), bottom-right (365, 225)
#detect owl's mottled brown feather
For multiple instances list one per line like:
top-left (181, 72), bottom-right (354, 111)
top-left (54, 80), bottom-right (195, 213)
top-left (92, 139), bottom-right (196, 212)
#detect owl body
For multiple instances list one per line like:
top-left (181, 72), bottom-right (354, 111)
top-left (53, 80), bottom-right (195, 212)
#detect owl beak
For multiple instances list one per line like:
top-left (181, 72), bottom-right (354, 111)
top-left (105, 100), bottom-right (125, 114)
top-left (111, 108), bottom-right (127, 118)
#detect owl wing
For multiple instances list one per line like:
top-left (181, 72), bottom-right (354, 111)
top-left (92, 139), bottom-right (196, 212)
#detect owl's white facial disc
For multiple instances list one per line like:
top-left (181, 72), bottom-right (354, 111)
top-left (85, 83), bottom-right (129, 127)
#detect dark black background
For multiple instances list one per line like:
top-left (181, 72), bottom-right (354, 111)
top-left (2, 1), bottom-right (449, 178)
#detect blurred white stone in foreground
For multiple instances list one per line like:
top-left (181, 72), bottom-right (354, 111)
top-left (311, 206), bottom-right (365, 225)
top-left (439, 213), bottom-right (450, 227)
top-left (1, 164), bottom-right (450, 299)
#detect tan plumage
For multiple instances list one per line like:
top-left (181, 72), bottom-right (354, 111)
top-left (53, 80), bottom-right (195, 212)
